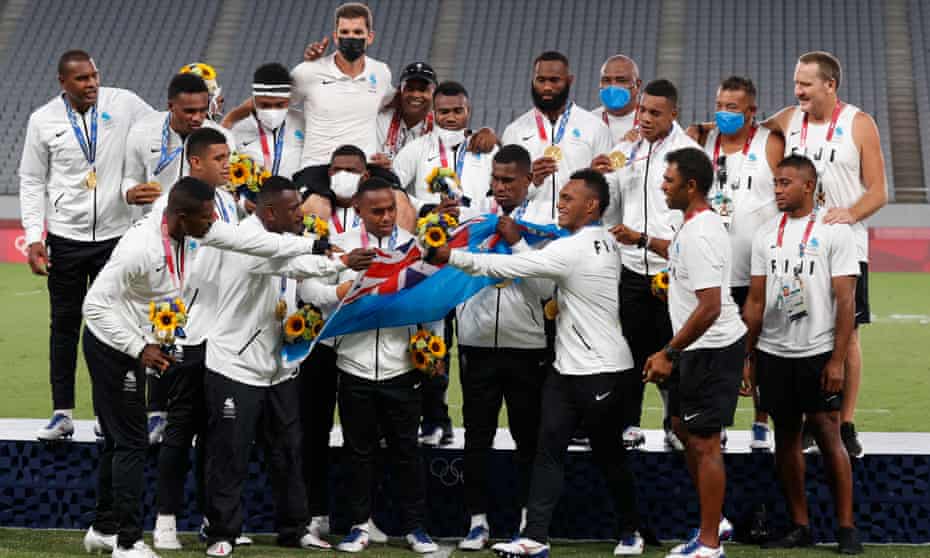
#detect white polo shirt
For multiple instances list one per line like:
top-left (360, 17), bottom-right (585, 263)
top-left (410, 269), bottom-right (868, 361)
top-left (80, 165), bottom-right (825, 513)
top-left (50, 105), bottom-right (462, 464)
top-left (231, 112), bottom-right (305, 180)
top-left (291, 53), bottom-right (393, 166)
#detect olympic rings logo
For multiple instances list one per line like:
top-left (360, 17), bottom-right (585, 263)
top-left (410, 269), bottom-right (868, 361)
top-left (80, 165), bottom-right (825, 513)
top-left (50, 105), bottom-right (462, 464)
top-left (429, 456), bottom-right (463, 487)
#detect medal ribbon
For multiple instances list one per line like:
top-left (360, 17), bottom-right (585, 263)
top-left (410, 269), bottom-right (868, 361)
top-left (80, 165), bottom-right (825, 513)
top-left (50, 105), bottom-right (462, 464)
top-left (385, 111), bottom-right (434, 155)
top-left (775, 210), bottom-right (818, 274)
top-left (359, 221), bottom-right (397, 249)
top-left (63, 96), bottom-right (97, 168)
top-left (712, 124), bottom-right (757, 173)
top-left (534, 102), bottom-right (574, 144)
top-left (331, 208), bottom-right (345, 234)
top-left (154, 115), bottom-right (184, 176)
top-left (800, 101), bottom-right (845, 149)
top-left (258, 119), bottom-right (285, 175)
top-left (438, 138), bottom-right (468, 178)
top-left (160, 215), bottom-right (185, 293)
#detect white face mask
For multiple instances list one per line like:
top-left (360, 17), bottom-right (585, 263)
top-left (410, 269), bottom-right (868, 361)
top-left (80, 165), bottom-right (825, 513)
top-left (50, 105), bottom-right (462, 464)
top-left (436, 126), bottom-right (467, 147)
top-left (330, 171), bottom-right (361, 198)
top-left (255, 107), bottom-right (287, 130)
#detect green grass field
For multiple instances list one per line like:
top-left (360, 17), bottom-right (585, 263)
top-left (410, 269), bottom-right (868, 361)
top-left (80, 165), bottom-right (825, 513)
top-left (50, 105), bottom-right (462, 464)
top-left (0, 263), bottom-right (927, 431)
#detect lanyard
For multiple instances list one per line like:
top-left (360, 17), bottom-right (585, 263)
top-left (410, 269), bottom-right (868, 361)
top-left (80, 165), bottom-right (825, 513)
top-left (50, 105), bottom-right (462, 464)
top-left (775, 210), bottom-right (818, 274)
top-left (258, 119), bottom-right (285, 175)
top-left (160, 215), bottom-right (185, 293)
top-left (331, 207), bottom-right (345, 234)
top-left (712, 124), bottom-right (757, 173)
top-left (214, 192), bottom-right (231, 223)
top-left (438, 138), bottom-right (468, 178)
top-left (385, 111), bottom-right (434, 155)
top-left (359, 221), bottom-right (397, 250)
top-left (154, 115), bottom-right (184, 176)
top-left (800, 100), bottom-right (845, 149)
top-left (63, 96), bottom-right (97, 168)
top-left (534, 102), bottom-right (573, 144)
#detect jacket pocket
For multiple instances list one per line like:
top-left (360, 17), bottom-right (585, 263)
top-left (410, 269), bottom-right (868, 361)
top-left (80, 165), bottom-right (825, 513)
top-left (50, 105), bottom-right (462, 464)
top-left (571, 324), bottom-right (592, 350)
top-left (237, 328), bottom-right (262, 355)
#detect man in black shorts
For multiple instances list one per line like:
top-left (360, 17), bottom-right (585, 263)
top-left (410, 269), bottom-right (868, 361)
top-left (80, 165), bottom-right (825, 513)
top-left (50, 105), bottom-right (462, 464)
top-left (743, 154), bottom-right (861, 554)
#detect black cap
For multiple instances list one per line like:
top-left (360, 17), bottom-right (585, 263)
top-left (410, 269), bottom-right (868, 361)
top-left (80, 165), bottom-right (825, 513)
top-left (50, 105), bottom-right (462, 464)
top-left (399, 61), bottom-right (437, 86)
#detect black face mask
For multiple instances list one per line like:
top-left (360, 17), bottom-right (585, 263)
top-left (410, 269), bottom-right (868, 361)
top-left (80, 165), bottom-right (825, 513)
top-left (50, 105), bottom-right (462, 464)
top-left (338, 37), bottom-right (366, 62)
top-left (531, 82), bottom-right (571, 116)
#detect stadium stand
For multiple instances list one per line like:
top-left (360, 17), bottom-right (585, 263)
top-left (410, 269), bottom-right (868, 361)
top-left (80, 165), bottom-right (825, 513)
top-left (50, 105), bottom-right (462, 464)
top-left (220, 0), bottom-right (439, 110)
top-left (908, 0), bottom-right (930, 201)
top-left (448, 0), bottom-right (661, 135)
top-left (0, 0), bottom-right (222, 194)
top-left (678, 0), bottom-right (896, 196)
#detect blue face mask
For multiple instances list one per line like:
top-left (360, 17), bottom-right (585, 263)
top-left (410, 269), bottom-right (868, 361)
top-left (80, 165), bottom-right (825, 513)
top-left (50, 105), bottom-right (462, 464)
top-left (599, 86), bottom-right (632, 111)
top-left (715, 111), bottom-right (745, 135)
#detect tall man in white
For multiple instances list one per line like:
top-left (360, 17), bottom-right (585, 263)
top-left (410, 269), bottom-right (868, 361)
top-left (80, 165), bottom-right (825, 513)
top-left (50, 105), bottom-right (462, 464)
top-left (743, 154), bottom-right (862, 554)
top-left (503, 51), bottom-right (613, 219)
top-left (701, 76), bottom-right (783, 450)
top-left (594, 79), bottom-right (700, 450)
top-left (431, 171), bottom-right (644, 558)
top-left (20, 50), bottom-right (154, 440)
top-left (623, 148), bottom-right (747, 558)
top-left (761, 51), bottom-right (887, 458)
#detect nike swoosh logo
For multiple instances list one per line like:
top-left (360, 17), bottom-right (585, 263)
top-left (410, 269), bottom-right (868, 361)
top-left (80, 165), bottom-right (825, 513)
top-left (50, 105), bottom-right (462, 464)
top-left (321, 80), bottom-right (335, 85)
top-left (789, 131), bottom-right (801, 136)
top-left (427, 155), bottom-right (438, 162)
top-left (54, 130), bottom-right (67, 138)
top-left (825, 395), bottom-right (839, 402)
top-left (242, 140), bottom-right (254, 147)
top-left (150, 148), bottom-right (161, 153)
top-left (595, 391), bottom-right (611, 401)
top-left (155, 265), bottom-right (166, 273)
top-left (683, 412), bottom-right (701, 422)
top-left (413, 383), bottom-right (421, 390)
top-left (521, 134), bottom-right (534, 142)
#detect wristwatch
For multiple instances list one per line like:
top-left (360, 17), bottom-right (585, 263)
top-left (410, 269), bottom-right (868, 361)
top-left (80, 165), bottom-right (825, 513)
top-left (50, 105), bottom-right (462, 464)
top-left (663, 344), bottom-right (681, 362)
top-left (636, 232), bottom-right (649, 249)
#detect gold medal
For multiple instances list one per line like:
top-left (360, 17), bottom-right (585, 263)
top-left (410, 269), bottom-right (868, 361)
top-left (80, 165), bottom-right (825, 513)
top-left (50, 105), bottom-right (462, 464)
top-left (149, 181), bottom-right (162, 193)
top-left (85, 170), bottom-right (97, 190)
top-left (816, 189), bottom-right (826, 207)
top-left (543, 145), bottom-right (563, 162)
top-left (544, 299), bottom-right (559, 320)
top-left (608, 151), bottom-right (627, 170)
top-left (275, 299), bottom-right (288, 320)
top-left (495, 279), bottom-right (513, 289)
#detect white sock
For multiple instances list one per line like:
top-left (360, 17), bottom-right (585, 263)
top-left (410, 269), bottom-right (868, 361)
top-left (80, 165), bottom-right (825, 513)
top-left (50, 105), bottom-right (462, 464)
top-left (519, 507), bottom-right (528, 532)
top-left (155, 514), bottom-right (176, 530)
top-left (148, 411), bottom-right (166, 418)
top-left (53, 409), bottom-right (73, 418)
top-left (470, 514), bottom-right (488, 529)
top-left (311, 515), bottom-right (327, 523)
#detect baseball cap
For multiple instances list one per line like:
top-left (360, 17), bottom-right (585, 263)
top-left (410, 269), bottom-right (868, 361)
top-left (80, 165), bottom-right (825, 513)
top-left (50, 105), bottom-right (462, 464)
top-left (400, 62), bottom-right (437, 86)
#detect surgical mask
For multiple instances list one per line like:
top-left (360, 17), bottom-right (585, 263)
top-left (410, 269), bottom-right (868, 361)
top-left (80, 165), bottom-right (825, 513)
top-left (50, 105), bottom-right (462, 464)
top-left (330, 171), bottom-right (361, 198)
top-left (337, 37), bottom-right (366, 62)
top-left (715, 111), bottom-right (745, 135)
top-left (599, 86), bottom-right (631, 111)
top-left (436, 126), bottom-right (467, 148)
top-left (255, 107), bottom-right (287, 130)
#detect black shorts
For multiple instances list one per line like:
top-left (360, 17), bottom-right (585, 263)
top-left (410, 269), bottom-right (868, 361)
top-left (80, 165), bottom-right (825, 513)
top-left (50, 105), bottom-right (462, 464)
top-left (668, 336), bottom-right (744, 435)
top-left (730, 286), bottom-right (749, 314)
top-left (855, 262), bottom-right (871, 326)
top-left (755, 350), bottom-right (842, 424)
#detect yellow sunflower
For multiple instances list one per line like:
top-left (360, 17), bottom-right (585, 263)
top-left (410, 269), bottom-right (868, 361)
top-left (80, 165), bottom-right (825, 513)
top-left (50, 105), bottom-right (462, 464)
top-left (310, 320), bottom-right (324, 338)
top-left (179, 62), bottom-right (216, 81)
top-left (314, 218), bottom-right (329, 238)
top-left (428, 336), bottom-right (446, 358)
top-left (411, 350), bottom-right (430, 371)
top-left (285, 314), bottom-right (306, 340)
top-left (230, 162), bottom-right (251, 186)
top-left (148, 301), bottom-right (156, 322)
top-left (424, 226), bottom-right (447, 248)
top-left (651, 270), bottom-right (670, 301)
top-left (257, 168), bottom-right (272, 185)
top-left (442, 214), bottom-right (458, 228)
top-left (155, 310), bottom-right (178, 331)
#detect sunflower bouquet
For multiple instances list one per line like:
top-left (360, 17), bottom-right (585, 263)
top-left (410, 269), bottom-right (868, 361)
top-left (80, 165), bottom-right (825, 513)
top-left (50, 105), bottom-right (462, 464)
top-left (147, 298), bottom-right (188, 346)
top-left (424, 167), bottom-right (463, 200)
top-left (303, 214), bottom-right (331, 255)
top-left (227, 152), bottom-right (271, 201)
top-left (409, 328), bottom-right (446, 376)
top-left (651, 269), bottom-right (670, 302)
top-left (283, 304), bottom-right (326, 344)
top-left (416, 212), bottom-right (458, 258)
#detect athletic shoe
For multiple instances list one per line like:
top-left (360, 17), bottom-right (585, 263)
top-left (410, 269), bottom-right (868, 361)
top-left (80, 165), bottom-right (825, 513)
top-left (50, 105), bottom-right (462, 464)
top-left (837, 526), bottom-right (863, 554)
top-left (802, 425), bottom-right (819, 454)
top-left (148, 414), bottom-right (167, 445)
top-left (664, 429), bottom-right (685, 452)
top-left (440, 423), bottom-right (454, 446)
top-left (418, 424), bottom-right (444, 446)
top-left (336, 527), bottom-right (369, 553)
top-left (37, 413), bottom-right (73, 441)
top-left (664, 539), bottom-right (723, 558)
top-left (761, 523), bottom-right (813, 548)
top-left (94, 418), bottom-right (104, 441)
top-left (613, 531), bottom-right (644, 555)
top-left (205, 541), bottom-right (233, 557)
top-left (718, 517), bottom-right (734, 541)
top-left (233, 535), bottom-right (252, 546)
top-left (749, 422), bottom-right (772, 451)
top-left (841, 422), bottom-right (864, 459)
top-left (112, 540), bottom-right (160, 558)
top-left (300, 525), bottom-right (332, 550)
top-left (491, 537), bottom-right (550, 558)
top-left (622, 426), bottom-right (646, 450)
top-left (459, 525), bottom-right (490, 550)
top-left (310, 515), bottom-right (331, 537)
top-left (368, 519), bottom-right (388, 543)
top-left (720, 428), bottom-right (728, 449)
top-left (153, 515), bottom-right (183, 550)
top-left (82, 526), bottom-right (116, 553)
top-left (406, 529), bottom-right (439, 553)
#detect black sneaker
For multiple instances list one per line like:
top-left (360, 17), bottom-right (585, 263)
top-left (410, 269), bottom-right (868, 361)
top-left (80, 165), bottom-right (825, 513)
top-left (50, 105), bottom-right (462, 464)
top-left (761, 523), bottom-right (813, 548)
top-left (841, 422), bottom-right (864, 459)
top-left (837, 526), bottom-right (863, 554)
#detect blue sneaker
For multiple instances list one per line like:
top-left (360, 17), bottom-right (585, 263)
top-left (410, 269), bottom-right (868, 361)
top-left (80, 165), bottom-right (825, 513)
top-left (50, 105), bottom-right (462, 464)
top-left (147, 413), bottom-right (166, 445)
top-left (337, 527), bottom-right (370, 553)
top-left (750, 422), bottom-right (771, 451)
top-left (37, 413), bottom-right (74, 441)
top-left (459, 524), bottom-right (490, 550)
top-left (665, 538), bottom-right (724, 558)
top-left (406, 528), bottom-right (438, 553)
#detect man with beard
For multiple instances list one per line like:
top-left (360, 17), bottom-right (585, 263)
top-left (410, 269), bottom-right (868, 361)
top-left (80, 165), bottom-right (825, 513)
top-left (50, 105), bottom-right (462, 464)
top-left (503, 51), bottom-right (613, 219)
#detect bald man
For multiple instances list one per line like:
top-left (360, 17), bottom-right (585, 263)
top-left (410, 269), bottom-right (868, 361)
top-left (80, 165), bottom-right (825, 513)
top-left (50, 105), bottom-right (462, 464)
top-left (592, 55), bottom-right (643, 144)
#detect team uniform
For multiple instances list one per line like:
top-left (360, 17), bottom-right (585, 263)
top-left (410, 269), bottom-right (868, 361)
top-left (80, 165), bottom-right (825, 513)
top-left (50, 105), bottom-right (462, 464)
top-left (19, 87), bottom-right (153, 426)
top-left (751, 209), bottom-right (859, 421)
top-left (666, 209), bottom-right (747, 433)
top-left (202, 215), bottom-right (347, 549)
top-left (449, 224), bottom-right (641, 545)
top-left (231, 112), bottom-right (305, 180)
top-left (291, 53), bottom-right (393, 166)
top-left (376, 108), bottom-right (434, 158)
top-left (591, 106), bottom-right (637, 145)
top-left (502, 103), bottom-right (612, 218)
top-left (702, 126), bottom-right (778, 307)
top-left (784, 103), bottom-right (870, 324)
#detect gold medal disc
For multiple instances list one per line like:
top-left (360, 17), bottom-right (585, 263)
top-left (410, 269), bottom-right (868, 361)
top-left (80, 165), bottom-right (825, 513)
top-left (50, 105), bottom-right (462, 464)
top-left (495, 279), bottom-right (513, 289)
top-left (544, 299), bottom-right (559, 320)
top-left (275, 299), bottom-right (288, 320)
top-left (85, 170), bottom-right (97, 190)
top-left (609, 151), bottom-right (627, 170)
top-left (543, 145), bottom-right (563, 162)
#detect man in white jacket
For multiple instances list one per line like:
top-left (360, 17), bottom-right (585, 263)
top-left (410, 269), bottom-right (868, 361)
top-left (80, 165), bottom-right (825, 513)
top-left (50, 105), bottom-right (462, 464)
top-left (432, 170), bottom-right (645, 557)
top-left (81, 177), bottom-right (335, 558)
top-left (300, 177), bottom-right (440, 554)
top-left (201, 176), bottom-right (372, 556)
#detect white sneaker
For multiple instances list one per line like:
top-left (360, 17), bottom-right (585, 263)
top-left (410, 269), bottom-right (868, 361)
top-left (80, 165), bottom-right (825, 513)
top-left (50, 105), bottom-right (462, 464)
top-left (664, 429), bottom-right (685, 451)
top-left (418, 425), bottom-right (443, 446)
top-left (720, 428), bottom-right (728, 449)
top-left (613, 532), bottom-right (644, 555)
top-left (37, 413), bottom-right (74, 441)
top-left (300, 522), bottom-right (332, 550)
top-left (205, 540), bottom-right (233, 557)
top-left (233, 535), bottom-right (252, 546)
top-left (147, 413), bottom-right (167, 446)
top-left (336, 527), bottom-right (369, 553)
top-left (112, 540), bottom-right (160, 558)
top-left (459, 524), bottom-right (490, 550)
top-left (718, 517), bottom-right (734, 541)
top-left (368, 519), bottom-right (388, 543)
top-left (310, 515), bottom-right (331, 537)
top-left (83, 526), bottom-right (116, 553)
top-left (491, 537), bottom-right (550, 557)
top-left (94, 418), bottom-right (105, 441)
top-left (622, 426), bottom-right (646, 449)
top-left (406, 529), bottom-right (439, 553)
top-left (664, 539), bottom-right (723, 558)
top-left (153, 515), bottom-right (182, 550)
